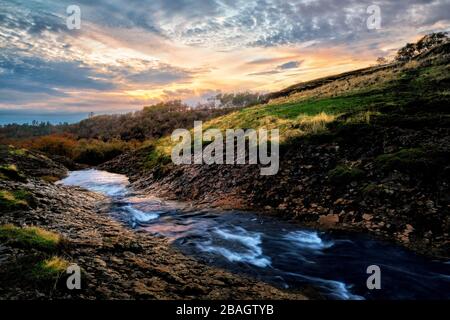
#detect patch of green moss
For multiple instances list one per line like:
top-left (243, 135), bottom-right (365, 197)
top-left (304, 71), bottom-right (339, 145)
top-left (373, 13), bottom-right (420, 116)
top-left (142, 147), bottom-right (172, 179)
top-left (8, 148), bottom-right (27, 156)
top-left (30, 256), bottom-right (70, 281)
top-left (145, 148), bottom-right (172, 168)
top-left (0, 225), bottom-right (62, 251)
top-left (375, 148), bottom-right (427, 172)
top-left (328, 165), bottom-right (365, 185)
top-left (0, 164), bottom-right (26, 182)
top-left (361, 183), bottom-right (386, 198)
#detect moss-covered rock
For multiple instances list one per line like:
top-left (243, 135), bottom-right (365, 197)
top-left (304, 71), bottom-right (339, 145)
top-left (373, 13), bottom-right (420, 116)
top-left (375, 148), bottom-right (427, 172)
top-left (328, 165), bottom-right (365, 185)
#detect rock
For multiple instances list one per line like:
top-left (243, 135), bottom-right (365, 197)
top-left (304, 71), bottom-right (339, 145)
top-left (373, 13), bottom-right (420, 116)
top-left (93, 258), bottom-right (107, 268)
top-left (318, 214), bottom-right (339, 226)
top-left (399, 224), bottom-right (415, 243)
top-left (132, 281), bottom-right (156, 298)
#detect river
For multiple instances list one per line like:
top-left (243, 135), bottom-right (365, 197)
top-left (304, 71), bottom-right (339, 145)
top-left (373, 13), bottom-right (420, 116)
top-left (57, 169), bottom-right (450, 300)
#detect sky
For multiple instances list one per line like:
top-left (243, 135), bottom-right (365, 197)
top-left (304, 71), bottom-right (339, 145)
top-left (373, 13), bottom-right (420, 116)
top-left (0, 0), bottom-right (449, 123)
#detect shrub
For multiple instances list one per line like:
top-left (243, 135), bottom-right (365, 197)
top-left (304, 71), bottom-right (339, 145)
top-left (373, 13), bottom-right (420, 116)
top-left (73, 139), bottom-right (127, 165)
top-left (24, 134), bottom-right (78, 158)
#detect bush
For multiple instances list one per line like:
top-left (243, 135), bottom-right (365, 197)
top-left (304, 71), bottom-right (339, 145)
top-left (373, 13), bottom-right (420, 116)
top-left (74, 139), bottom-right (130, 165)
top-left (23, 135), bottom-right (78, 158)
top-left (12, 134), bottom-right (136, 165)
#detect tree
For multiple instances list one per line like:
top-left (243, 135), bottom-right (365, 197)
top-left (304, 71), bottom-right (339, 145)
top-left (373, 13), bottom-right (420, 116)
top-left (395, 43), bottom-right (417, 62)
top-left (376, 57), bottom-right (388, 65)
top-left (416, 32), bottom-right (449, 54)
top-left (395, 32), bottom-right (449, 62)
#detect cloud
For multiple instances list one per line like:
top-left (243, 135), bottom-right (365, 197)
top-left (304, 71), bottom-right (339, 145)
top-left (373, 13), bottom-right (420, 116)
top-left (0, 0), bottom-right (449, 115)
top-left (248, 59), bottom-right (303, 76)
top-left (278, 60), bottom-right (302, 70)
top-left (0, 54), bottom-right (116, 94)
top-left (145, 0), bottom-right (450, 48)
top-left (125, 64), bottom-right (193, 85)
top-left (248, 70), bottom-right (281, 76)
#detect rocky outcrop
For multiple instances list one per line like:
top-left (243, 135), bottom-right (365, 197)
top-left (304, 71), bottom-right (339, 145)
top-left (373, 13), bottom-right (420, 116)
top-left (0, 145), bottom-right (67, 180)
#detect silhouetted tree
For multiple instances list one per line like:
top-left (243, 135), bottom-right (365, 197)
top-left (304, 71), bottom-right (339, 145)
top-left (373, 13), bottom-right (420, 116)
top-left (416, 32), bottom-right (449, 54)
top-left (376, 57), bottom-right (389, 65)
top-left (396, 43), bottom-right (417, 61)
top-left (395, 32), bottom-right (449, 62)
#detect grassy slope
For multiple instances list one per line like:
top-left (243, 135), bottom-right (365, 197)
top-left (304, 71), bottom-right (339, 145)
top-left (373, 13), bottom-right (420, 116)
top-left (145, 55), bottom-right (449, 168)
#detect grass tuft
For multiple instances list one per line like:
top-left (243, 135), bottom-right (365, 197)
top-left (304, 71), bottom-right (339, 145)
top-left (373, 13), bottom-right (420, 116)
top-left (30, 256), bottom-right (70, 281)
top-left (0, 164), bottom-right (26, 182)
top-left (0, 189), bottom-right (32, 209)
top-left (0, 225), bottom-right (62, 251)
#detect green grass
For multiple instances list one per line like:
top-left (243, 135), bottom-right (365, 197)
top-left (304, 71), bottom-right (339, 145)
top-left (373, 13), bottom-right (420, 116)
top-left (30, 256), bottom-right (70, 281)
top-left (263, 92), bottom-right (386, 119)
top-left (0, 225), bottom-right (72, 289)
top-left (141, 61), bottom-right (449, 170)
top-left (0, 164), bottom-right (26, 182)
top-left (0, 189), bottom-right (33, 210)
top-left (0, 224), bottom-right (62, 251)
top-left (8, 147), bottom-right (27, 156)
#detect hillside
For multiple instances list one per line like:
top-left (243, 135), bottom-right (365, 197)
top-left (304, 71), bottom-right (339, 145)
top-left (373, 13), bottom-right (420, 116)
top-left (102, 43), bottom-right (450, 258)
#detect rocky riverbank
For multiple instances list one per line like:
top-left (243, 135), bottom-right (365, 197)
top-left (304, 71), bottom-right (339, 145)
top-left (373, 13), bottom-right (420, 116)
top-left (104, 109), bottom-right (449, 259)
top-left (0, 145), bottom-right (308, 300)
top-left (100, 62), bottom-right (450, 260)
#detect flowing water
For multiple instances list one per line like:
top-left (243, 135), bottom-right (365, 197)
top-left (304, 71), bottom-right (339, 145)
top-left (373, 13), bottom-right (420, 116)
top-left (58, 169), bottom-right (450, 300)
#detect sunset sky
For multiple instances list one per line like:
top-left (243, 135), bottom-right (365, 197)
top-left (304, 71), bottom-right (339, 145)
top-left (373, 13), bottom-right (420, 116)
top-left (1, 0), bottom-right (449, 122)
